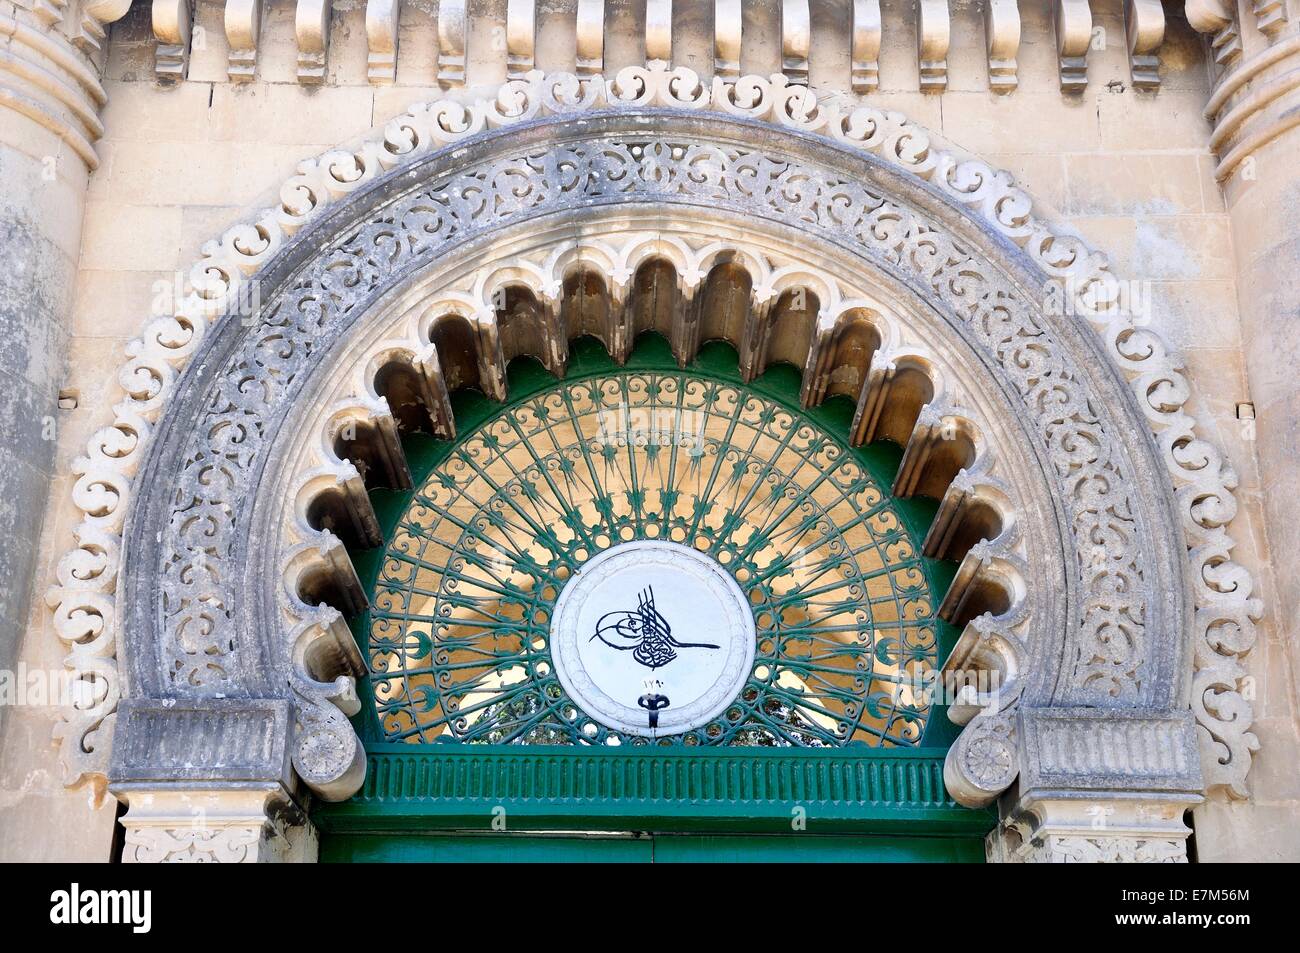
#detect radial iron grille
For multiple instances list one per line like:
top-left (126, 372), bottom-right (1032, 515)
top-left (364, 345), bottom-right (947, 748)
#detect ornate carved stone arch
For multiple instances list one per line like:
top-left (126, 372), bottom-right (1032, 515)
top-left (48, 64), bottom-right (1259, 862)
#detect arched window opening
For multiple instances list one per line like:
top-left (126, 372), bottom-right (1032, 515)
top-left (342, 335), bottom-right (964, 751)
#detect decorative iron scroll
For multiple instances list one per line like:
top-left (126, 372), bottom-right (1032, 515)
top-left (367, 363), bottom-right (945, 748)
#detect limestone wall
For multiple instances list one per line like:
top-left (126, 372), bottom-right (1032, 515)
top-left (1, 0), bottom-right (1296, 861)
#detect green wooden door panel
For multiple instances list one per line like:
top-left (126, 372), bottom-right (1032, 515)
top-left (321, 833), bottom-right (655, 863)
top-left (649, 834), bottom-right (985, 863)
top-left (319, 831), bottom-right (984, 863)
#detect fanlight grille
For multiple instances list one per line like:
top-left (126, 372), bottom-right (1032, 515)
top-left (367, 357), bottom-right (944, 747)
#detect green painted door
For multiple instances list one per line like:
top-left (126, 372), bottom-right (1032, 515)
top-left (320, 831), bottom-right (985, 863)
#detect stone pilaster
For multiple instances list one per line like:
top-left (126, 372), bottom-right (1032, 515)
top-left (110, 698), bottom-right (317, 862)
top-left (985, 708), bottom-right (1204, 862)
top-left (1190, 4), bottom-right (1300, 858)
top-left (0, 1), bottom-right (122, 728)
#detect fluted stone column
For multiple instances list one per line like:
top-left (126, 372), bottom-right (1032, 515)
top-left (0, 2), bottom-right (121, 722)
top-left (1191, 2), bottom-right (1300, 858)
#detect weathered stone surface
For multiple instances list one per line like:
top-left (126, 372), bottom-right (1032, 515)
top-left (0, 0), bottom-right (1295, 864)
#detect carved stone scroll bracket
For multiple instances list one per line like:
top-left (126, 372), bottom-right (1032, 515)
top-left (1124, 0), bottom-right (1165, 90)
top-left (917, 0), bottom-right (950, 92)
top-left (714, 0), bottom-right (742, 79)
top-left (1186, 0), bottom-right (1241, 70)
top-left (851, 0), bottom-right (881, 92)
top-left (225, 0), bottom-right (263, 82)
top-left (152, 0), bottom-right (192, 81)
top-left (366, 0), bottom-right (402, 85)
top-left (945, 710), bottom-right (1020, 808)
top-left (117, 787), bottom-right (315, 863)
top-left (295, 0), bottom-right (331, 84)
top-left (576, 0), bottom-right (604, 75)
top-left (287, 610), bottom-right (367, 802)
top-left (506, 0), bottom-right (536, 80)
top-left (985, 0), bottom-right (1020, 93)
top-left (1054, 0), bottom-right (1093, 92)
top-left (438, 0), bottom-right (467, 86)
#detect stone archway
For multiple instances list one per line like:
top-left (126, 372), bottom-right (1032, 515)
top-left (46, 63), bottom-right (1260, 862)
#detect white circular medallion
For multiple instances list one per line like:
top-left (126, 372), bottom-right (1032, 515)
top-left (551, 540), bottom-right (757, 737)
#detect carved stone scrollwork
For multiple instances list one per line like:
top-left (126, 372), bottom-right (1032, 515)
top-left (1189, 558), bottom-right (1263, 799)
top-left (56, 65), bottom-right (1260, 824)
top-left (945, 711), bottom-right (1019, 808)
top-left (287, 609), bottom-right (367, 801)
top-left (46, 530), bottom-right (122, 792)
top-left (290, 679), bottom-right (366, 803)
